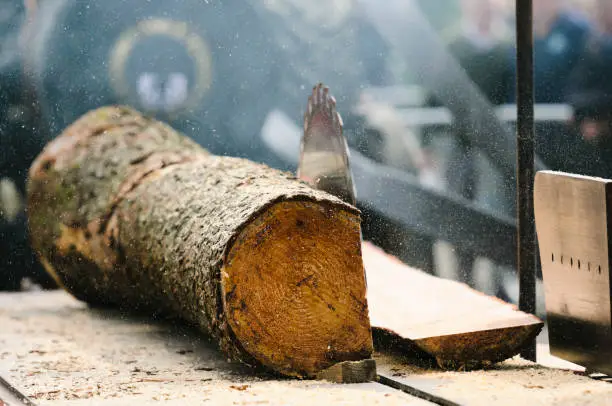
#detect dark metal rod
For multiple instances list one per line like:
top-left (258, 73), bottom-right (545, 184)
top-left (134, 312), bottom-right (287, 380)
top-left (516, 0), bottom-right (537, 361)
top-left (0, 375), bottom-right (38, 405)
top-left (377, 375), bottom-right (461, 406)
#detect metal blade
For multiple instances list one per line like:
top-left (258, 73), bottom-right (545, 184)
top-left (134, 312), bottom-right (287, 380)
top-left (297, 83), bottom-right (356, 206)
top-left (534, 171), bottom-right (612, 376)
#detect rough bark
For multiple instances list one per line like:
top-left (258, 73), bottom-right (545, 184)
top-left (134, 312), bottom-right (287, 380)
top-left (26, 106), bottom-right (373, 378)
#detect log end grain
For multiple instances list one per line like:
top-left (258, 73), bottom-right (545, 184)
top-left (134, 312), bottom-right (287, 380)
top-left (223, 200), bottom-right (373, 377)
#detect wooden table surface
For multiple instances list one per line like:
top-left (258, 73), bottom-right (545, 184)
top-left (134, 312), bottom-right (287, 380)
top-left (1, 290), bottom-right (610, 406)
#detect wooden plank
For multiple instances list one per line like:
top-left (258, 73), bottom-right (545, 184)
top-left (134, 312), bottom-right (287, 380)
top-left (0, 291), bottom-right (430, 406)
top-left (363, 242), bottom-right (544, 367)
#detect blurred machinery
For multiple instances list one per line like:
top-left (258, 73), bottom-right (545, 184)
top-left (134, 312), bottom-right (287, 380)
top-left (0, 0), bottom-right (391, 289)
top-left (0, 0), bottom-right (582, 310)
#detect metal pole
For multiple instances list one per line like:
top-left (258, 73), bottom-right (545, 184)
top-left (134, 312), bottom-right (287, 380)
top-left (516, 0), bottom-right (537, 361)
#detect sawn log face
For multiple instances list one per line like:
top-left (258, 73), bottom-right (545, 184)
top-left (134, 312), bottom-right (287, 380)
top-left (26, 106), bottom-right (373, 378)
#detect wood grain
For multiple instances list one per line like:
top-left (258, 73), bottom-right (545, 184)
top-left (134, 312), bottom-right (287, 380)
top-left (363, 242), bottom-right (543, 368)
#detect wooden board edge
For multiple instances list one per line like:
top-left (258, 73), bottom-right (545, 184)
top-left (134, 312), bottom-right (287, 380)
top-left (373, 321), bottom-right (544, 370)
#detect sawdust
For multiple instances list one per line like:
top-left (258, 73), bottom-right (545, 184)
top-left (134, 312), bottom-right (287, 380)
top-left (0, 291), bottom-right (426, 405)
top-left (376, 353), bottom-right (612, 406)
top-left (2, 291), bottom-right (610, 405)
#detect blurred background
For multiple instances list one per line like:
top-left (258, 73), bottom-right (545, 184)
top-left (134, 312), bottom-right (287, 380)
top-left (2, 0), bottom-right (611, 316)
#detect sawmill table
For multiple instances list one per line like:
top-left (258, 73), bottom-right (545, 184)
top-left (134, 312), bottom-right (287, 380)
top-left (1, 289), bottom-right (610, 405)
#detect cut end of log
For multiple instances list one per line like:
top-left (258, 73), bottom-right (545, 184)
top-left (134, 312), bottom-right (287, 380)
top-left (222, 199), bottom-right (373, 377)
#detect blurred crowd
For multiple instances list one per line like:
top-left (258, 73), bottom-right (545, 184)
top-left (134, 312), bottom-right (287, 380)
top-left (441, 0), bottom-right (612, 178)
top-left (369, 0), bottom-right (612, 299)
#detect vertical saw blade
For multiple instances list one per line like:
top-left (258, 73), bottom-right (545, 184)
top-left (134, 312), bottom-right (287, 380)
top-left (297, 83), bottom-right (357, 206)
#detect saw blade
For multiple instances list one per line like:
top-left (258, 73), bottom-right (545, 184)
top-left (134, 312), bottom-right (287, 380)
top-left (297, 83), bottom-right (357, 206)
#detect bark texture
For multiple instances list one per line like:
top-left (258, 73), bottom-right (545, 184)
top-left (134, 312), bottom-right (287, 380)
top-left (26, 106), bottom-right (373, 378)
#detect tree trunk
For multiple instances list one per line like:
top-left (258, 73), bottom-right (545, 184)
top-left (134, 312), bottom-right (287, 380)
top-left (26, 106), bottom-right (373, 378)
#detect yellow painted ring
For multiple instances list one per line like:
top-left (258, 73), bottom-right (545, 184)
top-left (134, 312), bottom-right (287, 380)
top-left (108, 18), bottom-right (213, 114)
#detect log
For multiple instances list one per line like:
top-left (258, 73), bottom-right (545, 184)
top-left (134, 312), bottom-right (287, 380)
top-left (362, 242), bottom-right (544, 369)
top-left (26, 106), bottom-right (373, 378)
